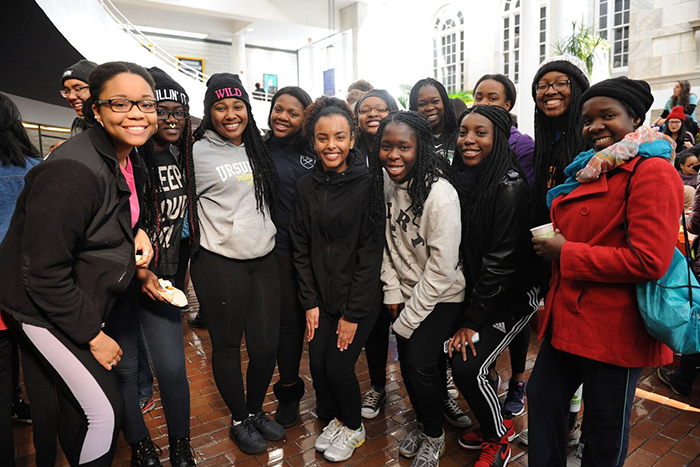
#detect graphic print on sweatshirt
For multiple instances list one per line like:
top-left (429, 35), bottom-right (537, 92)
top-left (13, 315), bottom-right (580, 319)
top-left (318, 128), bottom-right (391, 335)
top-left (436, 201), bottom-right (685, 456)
top-left (215, 160), bottom-right (253, 185)
top-left (156, 156), bottom-right (187, 249)
top-left (387, 200), bottom-right (423, 273)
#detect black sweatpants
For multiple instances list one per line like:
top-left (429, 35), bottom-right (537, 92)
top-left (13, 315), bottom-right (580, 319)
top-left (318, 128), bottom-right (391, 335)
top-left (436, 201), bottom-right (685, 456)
top-left (275, 253), bottom-right (306, 385)
top-left (190, 248), bottom-right (280, 421)
top-left (527, 337), bottom-right (642, 467)
top-left (19, 323), bottom-right (123, 467)
top-left (397, 302), bottom-right (462, 438)
top-left (451, 310), bottom-right (536, 440)
top-left (308, 307), bottom-right (379, 430)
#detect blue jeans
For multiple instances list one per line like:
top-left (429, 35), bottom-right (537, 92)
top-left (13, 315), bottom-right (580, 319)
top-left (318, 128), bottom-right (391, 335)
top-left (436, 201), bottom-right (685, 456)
top-left (106, 281), bottom-right (190, 443)
top-left (137, 332), bottom-right (153, 404)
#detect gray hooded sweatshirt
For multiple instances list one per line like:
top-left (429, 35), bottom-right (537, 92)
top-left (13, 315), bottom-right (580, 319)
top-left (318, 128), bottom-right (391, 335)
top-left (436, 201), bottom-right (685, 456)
top-left (194, 130), bottom-right (276, 259)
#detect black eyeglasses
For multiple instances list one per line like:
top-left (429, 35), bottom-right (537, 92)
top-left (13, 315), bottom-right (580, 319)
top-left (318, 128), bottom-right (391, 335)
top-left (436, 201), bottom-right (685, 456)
top-left (60, 86), bottom-right (90, 98)
top-left (156, 109), bottom-right (188, 121)
top-left (357, 106), bottom-right (389, 115)
top-left (535, 79), bottom-right (571, 95)
top-left (95, 99), bottom-right (157, 113)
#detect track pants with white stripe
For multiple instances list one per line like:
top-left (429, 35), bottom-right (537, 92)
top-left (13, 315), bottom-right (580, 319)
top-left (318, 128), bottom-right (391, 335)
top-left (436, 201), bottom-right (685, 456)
top-left (19, 323), bottom-right (123, 466)
top-left (451, 308), bottom-right (536, 441)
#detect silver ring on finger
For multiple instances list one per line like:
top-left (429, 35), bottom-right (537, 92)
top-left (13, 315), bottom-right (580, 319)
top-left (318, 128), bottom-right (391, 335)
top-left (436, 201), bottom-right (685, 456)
top-left (110, 360), bottom-right (117, 367)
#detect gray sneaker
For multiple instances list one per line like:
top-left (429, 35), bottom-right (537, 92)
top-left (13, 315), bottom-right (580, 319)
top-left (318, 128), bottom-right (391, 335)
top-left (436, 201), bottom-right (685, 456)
top-left (443, 398), bottom-right (472, 428)
top-left (399, 423), bottom-right (424, 458)
top-left (411, 431), bottom-right (445, 467)
top-left (567, 441), bottom-right (584, 467)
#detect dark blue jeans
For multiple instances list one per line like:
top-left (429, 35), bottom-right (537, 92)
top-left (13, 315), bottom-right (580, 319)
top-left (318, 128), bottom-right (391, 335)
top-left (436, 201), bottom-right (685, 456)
top-left (106, 281), bottom-right (190, 443)
top-left (527, 337), bottom-right (642, 467)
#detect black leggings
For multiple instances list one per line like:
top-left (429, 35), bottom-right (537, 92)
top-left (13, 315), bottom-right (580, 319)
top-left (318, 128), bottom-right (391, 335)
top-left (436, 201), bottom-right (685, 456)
top-left (19, 323), bottom-right (123, 467)
top-left (275, 253), bottom-right (306, 385)
top-left (190, 248), bottom-right (281, 421)
top-left (308, 307), bottom-right (379, 430)
top-left (363, 301), bottom-right (391, 389)
top-left (397, 302), bottom-right (462, 438)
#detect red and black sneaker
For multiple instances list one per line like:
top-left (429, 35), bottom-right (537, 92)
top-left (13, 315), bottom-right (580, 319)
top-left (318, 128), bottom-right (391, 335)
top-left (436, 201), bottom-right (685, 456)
top-left (458, 416), bottom-right (515, 450)
top-left (475, 436), bottom-right (511, 467)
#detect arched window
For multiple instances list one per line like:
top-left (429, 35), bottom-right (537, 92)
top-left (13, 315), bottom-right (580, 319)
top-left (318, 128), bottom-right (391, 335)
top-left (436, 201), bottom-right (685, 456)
top-left (433, 6), bottom-right (464, 93)
top-left (502, 0), bottom-right (548, 84)
top-left (597, 0), bottom-right (629, 69)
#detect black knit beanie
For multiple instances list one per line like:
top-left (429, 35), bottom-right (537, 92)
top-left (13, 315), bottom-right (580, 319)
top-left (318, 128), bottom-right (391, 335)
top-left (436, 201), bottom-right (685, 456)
top-left (204, 73), bottom-right (249, 111)
top-left (580, 77), bottom-right (653, 123)
top-left (148, 67), bottom-right (189, 106)
top-left (61, 59), bottom-right (97, 86)
top-left (532, 55), bottom-right (590, 100)
top-left (460, 104), bottom-right (512, 137)
top-left (355, 89), bottom-right (399, 113)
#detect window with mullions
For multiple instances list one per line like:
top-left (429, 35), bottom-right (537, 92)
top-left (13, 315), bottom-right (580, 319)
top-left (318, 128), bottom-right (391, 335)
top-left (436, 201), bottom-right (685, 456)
top-left (502, 0), bottom-right (548, 84)
top-left (433, 7), bottom-right (465, 93)
top-left (598, 0), bottom-right (629, 68)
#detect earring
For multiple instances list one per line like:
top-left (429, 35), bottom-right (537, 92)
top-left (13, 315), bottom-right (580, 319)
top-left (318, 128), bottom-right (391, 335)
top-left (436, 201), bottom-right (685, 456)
top-left (155, 124), bottom-right (159, 132)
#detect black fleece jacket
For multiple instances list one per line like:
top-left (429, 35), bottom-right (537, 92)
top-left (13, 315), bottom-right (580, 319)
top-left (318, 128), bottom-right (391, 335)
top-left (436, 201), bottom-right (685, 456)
top-left (0, 124), bottom-right (145, 344)
top-left (289, 150), bottom-right (382, 322)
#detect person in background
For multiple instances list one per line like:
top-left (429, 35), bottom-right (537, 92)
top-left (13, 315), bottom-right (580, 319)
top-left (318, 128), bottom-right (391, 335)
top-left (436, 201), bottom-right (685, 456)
top-left (354, 89), bottom-right (398, 420)
top-left (528, 76), bottom-right (682, 467)
top-left (60, 59), bottom-right (98, 137)
top-left (0, 60), bottom-right (158, 467)
top-left (265, 86), bottom-right (315, 428)
top-left (519, 56), bottom-right (591, 452)
top-left (653, 80), bottom-right (698, 134)
top-left (346, 79), bottom-right (374, 108)
top-left (664, 105), bottom-right (696, 151)
top-left (410, 78), bottom-right (459, 164)
top-left (0, 92), bottom-right (41, 467)
top-left (450, 98), bottom-right (468, 119)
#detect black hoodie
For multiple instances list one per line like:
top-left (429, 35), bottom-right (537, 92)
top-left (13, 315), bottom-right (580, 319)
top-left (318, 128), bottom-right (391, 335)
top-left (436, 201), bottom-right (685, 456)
top-left (289, 149), bottom-right (382, 322)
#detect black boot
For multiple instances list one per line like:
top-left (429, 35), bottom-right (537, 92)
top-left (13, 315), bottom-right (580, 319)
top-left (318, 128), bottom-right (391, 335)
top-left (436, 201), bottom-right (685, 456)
top-left (187, 312), bottom-right (206, 329)
top-left (273, 378), bottom-right (305, 428)
top-left (169, 434), bottom-right (196, 467)
top-left (130, 435), bottom-right (162, 467)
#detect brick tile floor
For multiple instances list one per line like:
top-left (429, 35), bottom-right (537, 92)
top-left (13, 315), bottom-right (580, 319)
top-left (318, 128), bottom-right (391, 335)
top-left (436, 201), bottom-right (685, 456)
top-left (11, 293), bottom-right (700, 466)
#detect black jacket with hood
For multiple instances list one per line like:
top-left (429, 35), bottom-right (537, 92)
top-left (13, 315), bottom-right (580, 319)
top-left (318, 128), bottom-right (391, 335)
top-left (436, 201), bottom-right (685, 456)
top-left (289, 149), bottom-right (382, 322)
top-left (0, 124), bottom-right (146, 344)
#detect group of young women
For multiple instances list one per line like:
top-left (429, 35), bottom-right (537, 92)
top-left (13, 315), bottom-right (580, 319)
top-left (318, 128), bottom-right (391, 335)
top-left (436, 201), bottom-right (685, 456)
top-left (0, 55), bottom-right (687, 467)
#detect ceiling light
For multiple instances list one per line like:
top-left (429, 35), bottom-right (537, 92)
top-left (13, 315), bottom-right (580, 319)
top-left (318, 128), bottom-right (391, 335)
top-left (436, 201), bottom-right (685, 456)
top-left (134, 25), bottom-right (208, 39)
top-left (247, 28), bottom-right (254, 32)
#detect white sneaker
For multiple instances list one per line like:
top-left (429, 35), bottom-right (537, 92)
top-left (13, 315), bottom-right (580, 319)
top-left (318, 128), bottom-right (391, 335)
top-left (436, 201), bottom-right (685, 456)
top-left (323, 424), bottom-right (366, 462)
top-left (314, 418), bottom-right (343, 452)
top-left (446, 364), bottom-right (459, 399)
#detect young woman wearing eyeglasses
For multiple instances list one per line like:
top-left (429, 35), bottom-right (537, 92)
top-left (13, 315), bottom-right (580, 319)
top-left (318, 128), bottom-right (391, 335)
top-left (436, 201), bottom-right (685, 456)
top-left (0, 61), bottom-right (156, 466)
top-left (101, 67), bottom-right (197, 467)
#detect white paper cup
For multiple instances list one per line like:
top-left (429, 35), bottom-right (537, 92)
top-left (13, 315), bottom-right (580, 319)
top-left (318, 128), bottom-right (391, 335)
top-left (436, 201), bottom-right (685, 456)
top-left (531, 223), bottom-right (555, 238)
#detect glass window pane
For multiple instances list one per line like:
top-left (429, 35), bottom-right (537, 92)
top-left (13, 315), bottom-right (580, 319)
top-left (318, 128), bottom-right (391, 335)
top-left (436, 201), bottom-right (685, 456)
top-left (600, 16), bottom-right (607, 29)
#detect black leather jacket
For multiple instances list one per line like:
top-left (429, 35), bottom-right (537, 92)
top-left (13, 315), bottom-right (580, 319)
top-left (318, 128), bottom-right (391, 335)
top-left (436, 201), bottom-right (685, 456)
top-left (0, 124), bottom-right (145, 343)
top-left (459, 168), bottom-right (539, 330)
top-left (289, 150), bottom-right (382, 322)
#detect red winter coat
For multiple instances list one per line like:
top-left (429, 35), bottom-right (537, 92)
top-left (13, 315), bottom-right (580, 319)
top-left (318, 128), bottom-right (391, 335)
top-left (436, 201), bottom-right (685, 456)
top-left (539, 156), bottom-right (684, 368)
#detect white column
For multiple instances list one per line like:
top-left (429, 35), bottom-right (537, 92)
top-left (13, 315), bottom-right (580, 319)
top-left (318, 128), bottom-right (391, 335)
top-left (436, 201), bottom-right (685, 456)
top-left (518, 0), bottom-right (540, 137)
top-left (231, 34), bottom-right (246, 78)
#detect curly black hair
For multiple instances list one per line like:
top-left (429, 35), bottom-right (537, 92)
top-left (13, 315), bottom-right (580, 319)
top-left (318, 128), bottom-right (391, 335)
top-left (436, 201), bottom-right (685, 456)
top-left (140, 115), bottom-right (199, 264)
top-left (456, 105), bottom-right (528, 247)
top-left (194, 102), bottom-right (278, 216)
top-left (302, 95), bottom-right (357, 143)
top-left (368, 111), bottom-right (454, 231)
